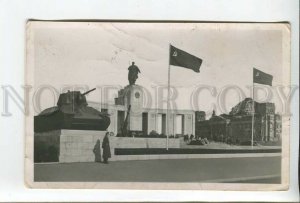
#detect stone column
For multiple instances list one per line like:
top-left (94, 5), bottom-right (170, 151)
top-left (123, 85), bottom-right (143, 132)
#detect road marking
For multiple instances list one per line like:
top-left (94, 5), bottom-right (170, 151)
top-left (34, 153), bottom-right (281, 164)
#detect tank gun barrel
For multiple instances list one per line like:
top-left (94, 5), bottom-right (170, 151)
top-left (82, 88), bottom-right (96, 96)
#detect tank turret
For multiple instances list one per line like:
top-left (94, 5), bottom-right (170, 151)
top-left (34, 88), bottom-right (110, 132)
top-left (57, 88), bottom-right (96, 114)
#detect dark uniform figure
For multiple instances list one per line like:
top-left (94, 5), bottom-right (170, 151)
top-left (93, 139), bottom-right (101, 162)
top-left (102, 132), bottom-right (111, 163)
top-left (128, 62), bottom-right (141, 85)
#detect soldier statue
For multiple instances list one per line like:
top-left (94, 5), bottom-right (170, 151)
top-left (128, 62), bottom-right (141, 85)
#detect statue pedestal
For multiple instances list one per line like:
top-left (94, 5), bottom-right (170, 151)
top-left (116, 85), bottom-right (143, 132)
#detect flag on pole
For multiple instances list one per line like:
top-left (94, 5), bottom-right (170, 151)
top-left (170, 45), bottom-right (203, 72)
top-left (253, 68), bottom-right (273, 86)
top-left (251, 68), bottom-right (273, 148)
top-left (166, 44), bottom-right (202, 150)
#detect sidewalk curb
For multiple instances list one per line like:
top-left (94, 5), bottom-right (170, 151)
top-left (35, 152), bottom-right (281, 164)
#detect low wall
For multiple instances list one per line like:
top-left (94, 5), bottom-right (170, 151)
top-left (35, 129), bottom-right (278, 163)
top-left (58, 130), bottom-right (180, 163)
top-left (113, 137), bottom-right (180, 149)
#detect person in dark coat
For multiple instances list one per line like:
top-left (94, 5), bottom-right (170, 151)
top-left (93, 139), bottom-right (101, 163)
top-left (102, 132), bottom-right (111, 163)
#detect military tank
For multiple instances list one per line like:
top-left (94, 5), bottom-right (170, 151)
top-left (34, 88), bottom-right (110, 132)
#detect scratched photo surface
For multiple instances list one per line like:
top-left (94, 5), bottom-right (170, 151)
top-left (25, 22), bottom-right (290, 190)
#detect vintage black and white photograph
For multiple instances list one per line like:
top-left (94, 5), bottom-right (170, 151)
top-left (25, 22), bottom-right (290, 190)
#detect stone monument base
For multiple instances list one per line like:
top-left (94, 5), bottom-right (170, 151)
top-left (35, 129), bottom-right (181, 163)
top-left (59, 130), bottom-right (108, 163)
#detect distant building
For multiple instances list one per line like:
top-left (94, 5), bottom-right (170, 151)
top-left (195, 111), bottom-right (206, 122)
top-left (195, 98), bottom-right (282, 144)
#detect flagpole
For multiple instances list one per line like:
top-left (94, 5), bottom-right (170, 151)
top-left (166, 44), bottom-right (171, 150)
top-left (251, 80), bottom-right (254, 149)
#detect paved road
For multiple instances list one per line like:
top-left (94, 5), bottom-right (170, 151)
top-left (34, 156), bottom-right (281, 183)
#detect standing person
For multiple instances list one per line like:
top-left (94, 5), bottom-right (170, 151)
top-left (93, 139), bottom-right (101, 163)
top-left (102, 132), bottom-right (111, 164)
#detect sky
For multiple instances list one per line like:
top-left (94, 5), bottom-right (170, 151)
top-left (31, 22), bottom-right (288, 116)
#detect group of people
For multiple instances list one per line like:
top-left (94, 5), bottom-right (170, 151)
top-left (184, 134), bottom-right (209, 145)
top-left (93, 132), bottom-right (111, 164)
